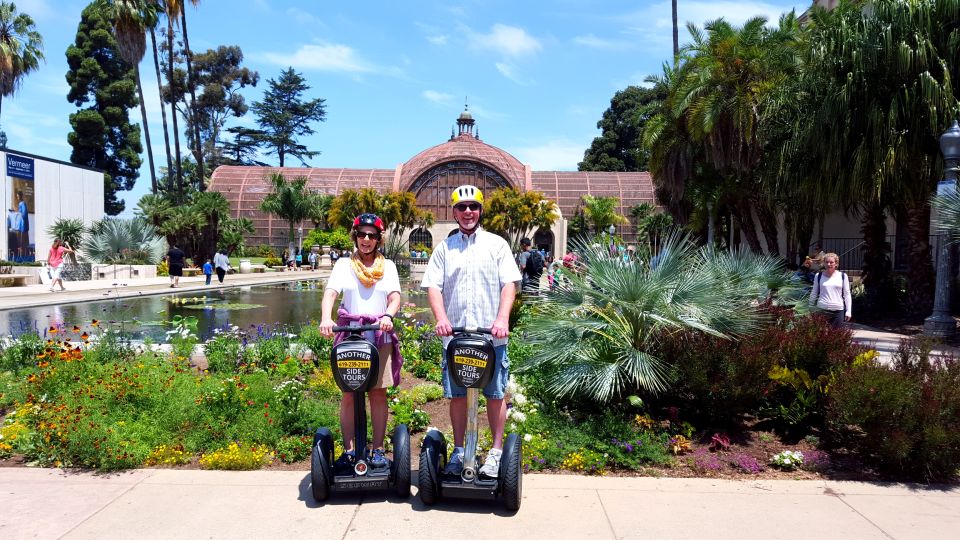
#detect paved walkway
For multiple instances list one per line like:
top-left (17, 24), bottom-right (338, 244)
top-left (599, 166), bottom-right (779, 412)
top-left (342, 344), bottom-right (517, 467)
top-left (0, 468), bottom-right (957, 539)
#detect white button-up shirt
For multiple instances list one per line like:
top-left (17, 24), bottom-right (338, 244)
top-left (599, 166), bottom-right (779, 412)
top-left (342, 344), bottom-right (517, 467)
top-left (421, 228), bottom-right (522, 347)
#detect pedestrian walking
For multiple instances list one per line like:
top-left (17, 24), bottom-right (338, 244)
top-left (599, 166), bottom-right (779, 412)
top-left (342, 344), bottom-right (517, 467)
top-left (203, 259), bottom-right (213, 285)
top-left (213, 250), bottom-right (231, 284)
top-left (47, 239), bottom-right (74, 292)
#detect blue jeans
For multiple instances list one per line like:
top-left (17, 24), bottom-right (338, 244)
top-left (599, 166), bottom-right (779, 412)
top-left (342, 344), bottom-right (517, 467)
top-left (442, 344), bottom-right (509, 399)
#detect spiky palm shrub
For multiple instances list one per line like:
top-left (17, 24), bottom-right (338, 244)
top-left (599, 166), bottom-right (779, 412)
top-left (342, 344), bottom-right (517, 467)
top-left (516, 233), bottom-right (802, 403)
top-left (46, 218), bottom-right (86, 263)
top-left (80, 218), bottom-right (167, 264)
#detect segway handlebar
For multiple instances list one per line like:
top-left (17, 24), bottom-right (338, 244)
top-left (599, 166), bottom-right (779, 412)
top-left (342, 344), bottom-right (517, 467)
top-left (450, 326), bottom-right (492, 335)
top-left (331, 323), bottom-right (382, 333)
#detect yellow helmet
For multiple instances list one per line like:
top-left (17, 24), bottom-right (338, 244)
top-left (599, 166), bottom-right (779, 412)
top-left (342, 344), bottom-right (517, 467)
top-left (451, 185), bottom-right (484, 207)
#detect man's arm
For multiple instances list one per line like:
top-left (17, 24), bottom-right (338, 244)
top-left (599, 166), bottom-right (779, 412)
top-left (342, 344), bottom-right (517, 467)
top-left (491, 281), bottom-right (515, 339)
top-left (427, 287), bottom-right (452, 336)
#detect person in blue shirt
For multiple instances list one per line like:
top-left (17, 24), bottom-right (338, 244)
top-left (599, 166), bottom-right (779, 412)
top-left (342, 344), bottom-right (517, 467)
top-left (203, 259), bottom-right (214, 285)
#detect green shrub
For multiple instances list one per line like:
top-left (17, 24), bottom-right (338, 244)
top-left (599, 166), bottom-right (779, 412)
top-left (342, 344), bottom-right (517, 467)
top-left (298, 325), bottom-right (332, 365)
top-left (388, 391), bottom-right (430, 433)
top-left (657, 306), bottom-right (863, 427)
top-left (826, 339), bottom-right (960, 481)
top-left (275, 434), bottom-right (312, 463)
top-left (204, 332), bottom-right (245, 373)
top-left (264, 256), bottom-right (282, 267)
top-left (0, 332), bottom-right (44, 373)
top-left (256, 245), bottom-right (276, 258)
top-left (410, 383), bottom-right (443, 405)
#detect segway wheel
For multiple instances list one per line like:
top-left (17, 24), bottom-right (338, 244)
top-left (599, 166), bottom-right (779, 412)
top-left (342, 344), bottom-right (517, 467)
top-left (500, 433), bottom-right (523, 511)
top-left (391, 424), bottom-right (411, 498)
top-left (310, 428), bottom-right (334, 502)
top-left (417, 431), bottom-right (445, 505)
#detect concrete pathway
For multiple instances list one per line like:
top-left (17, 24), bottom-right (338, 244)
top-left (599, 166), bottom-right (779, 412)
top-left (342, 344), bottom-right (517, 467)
top-left (849, 322), bottom-right (960, 363)
top-left (0, 468), bottom-right (957, 539)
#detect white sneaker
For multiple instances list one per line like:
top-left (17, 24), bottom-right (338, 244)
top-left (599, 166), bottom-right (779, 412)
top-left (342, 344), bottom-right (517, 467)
top-left (479, 448), bottom-right (502, 478)
top-left (444, 449), bottom-right (464, 475)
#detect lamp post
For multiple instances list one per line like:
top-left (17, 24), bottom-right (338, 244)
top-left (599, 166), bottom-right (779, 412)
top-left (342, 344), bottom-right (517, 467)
top-left (924, 120), bottom-right (960, 337)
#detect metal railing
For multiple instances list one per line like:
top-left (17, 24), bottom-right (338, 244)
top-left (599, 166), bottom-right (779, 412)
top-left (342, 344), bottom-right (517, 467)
top-left (818, 235), bottom-right (944, 272)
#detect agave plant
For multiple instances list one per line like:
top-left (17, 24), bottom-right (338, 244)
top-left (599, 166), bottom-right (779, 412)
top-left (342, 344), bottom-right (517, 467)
top-left (516, 232), bottom-right (802, 403)
top-left (79, 218), bottom-right (167, 264)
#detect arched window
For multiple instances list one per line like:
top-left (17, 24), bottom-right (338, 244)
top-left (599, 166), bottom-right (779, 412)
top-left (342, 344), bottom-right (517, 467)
top-left (409, 228), bottom-right (433, 249)
top-left (533, 228), bottom-right (554, 255)
top-left (410, 160), bottom-right (513, 221)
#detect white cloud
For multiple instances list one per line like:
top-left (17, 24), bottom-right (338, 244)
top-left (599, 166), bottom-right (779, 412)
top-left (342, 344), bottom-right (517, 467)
top-left (465, 23), bottom-right (542, 57)
top-left (285, 7), bottom-right (326, 27)
top-left (494, 62), bottom-right (530, 86)
top-left (423, 90), bottom-right (454, 105)
top-left (511, 139), bottom-right (585, 170)
top-left (263, 43), bottom-right (372, 73)
top-left (572, 33), bottom-right (631, 50)
top-left (427, 35), bottom-right (449, 45)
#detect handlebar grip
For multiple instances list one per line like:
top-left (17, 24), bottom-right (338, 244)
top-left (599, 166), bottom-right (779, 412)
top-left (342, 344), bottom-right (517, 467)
top-left (450, 326), bottom-right (492, 335)
top-left (331, 324), bottom-right (381, 333)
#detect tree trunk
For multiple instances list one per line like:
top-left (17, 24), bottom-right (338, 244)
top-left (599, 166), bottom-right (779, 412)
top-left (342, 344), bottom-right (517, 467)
top-left (134, 65), bottom-right (157, 193)
top-left (860, 200), bottom-right (890, 289)
top-left (706, 201), bottom-right (715, 246)
top-left (150, 28), bottom-right (174, 188)
top-left (672, 0), bottom-right (679, 58)
top-left (732, 198), bottom-right (763, 253)
top-left (753, 196), bottom-right (780, 257)
top-left (903, 200), bottom-right (935, 319)
top-left (167, 18), bottom-right (184, 197)
top-left (180, 6), bottom-right (205, 189)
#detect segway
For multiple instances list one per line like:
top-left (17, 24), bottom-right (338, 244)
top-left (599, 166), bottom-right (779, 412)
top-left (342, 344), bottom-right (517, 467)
top-left (418, 327), bottom-right (522, 510)
top-left (311, 323), bottom-right (411, 501)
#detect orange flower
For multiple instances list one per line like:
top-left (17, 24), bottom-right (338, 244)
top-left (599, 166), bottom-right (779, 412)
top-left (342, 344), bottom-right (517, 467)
top-left (81, 332), bottom-right (89, 340)
top-left (72, 325), bottom-right (81, 333)
top-left (48, 326), bottom-right (58, 334)
top-left (91, 319), bottom-right (100, 327)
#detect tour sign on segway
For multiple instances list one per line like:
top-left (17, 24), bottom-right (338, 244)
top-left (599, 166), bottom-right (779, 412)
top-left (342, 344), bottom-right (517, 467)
top-left (418, 327), bottom-right (522, 510)
top-left (311, 323), bottom-right (411, 501)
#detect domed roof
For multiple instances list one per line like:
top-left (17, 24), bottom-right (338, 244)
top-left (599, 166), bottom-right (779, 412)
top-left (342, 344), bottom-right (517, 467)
top-left (400, 132), bottom-right (526, 191)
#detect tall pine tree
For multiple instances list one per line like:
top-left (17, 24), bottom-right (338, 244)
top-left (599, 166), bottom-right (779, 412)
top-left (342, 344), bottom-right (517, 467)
top-left (66, 2), bottom-right (142, 215)
top-left (252, 67), bottom-right (326, 167)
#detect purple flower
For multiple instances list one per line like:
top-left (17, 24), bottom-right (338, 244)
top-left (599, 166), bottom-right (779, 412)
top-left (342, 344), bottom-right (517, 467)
top-left (625, 443), bottom-right (634, 452)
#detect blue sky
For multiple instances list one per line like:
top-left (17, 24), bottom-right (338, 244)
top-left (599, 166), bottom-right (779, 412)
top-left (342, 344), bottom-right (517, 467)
top-left (5, 0), bottom-right (810, 216)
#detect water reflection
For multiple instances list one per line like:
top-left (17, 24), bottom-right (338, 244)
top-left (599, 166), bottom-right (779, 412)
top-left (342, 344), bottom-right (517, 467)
top-left (0, 279), bottom-right (432, 341)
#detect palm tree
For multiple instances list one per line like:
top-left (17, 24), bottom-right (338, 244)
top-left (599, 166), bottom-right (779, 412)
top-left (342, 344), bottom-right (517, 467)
top-left (0, 1), bottom-right (43, 135)
top-left (669, 15), bottom-right (800, 256)
top-left (515, 233), bottom-right (798, 402)
top-left (103, 0), bottom-right (159, 192)
top-left (795, 0), bottom-right (960, 317)
top-left (191, 190), bottom-right (228, 258)
top-left (175, 0), bottom-right (203, 187)
top-left (148, 19), bottom-right (173, 184)
top-left (580, 195), bottom-right (627, 236)
top-left (259, 172), bottom-right (316, 256)
top-left (672, 0), bottom-right (679, 58)
top-left (162, 0), bottom-right (183, 194)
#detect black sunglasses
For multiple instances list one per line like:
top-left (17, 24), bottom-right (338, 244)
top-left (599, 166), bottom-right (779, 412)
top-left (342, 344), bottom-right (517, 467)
top-left (454, 202), bottom-right (481, 212)
top-left (357, 232), bottom-right (381, 240)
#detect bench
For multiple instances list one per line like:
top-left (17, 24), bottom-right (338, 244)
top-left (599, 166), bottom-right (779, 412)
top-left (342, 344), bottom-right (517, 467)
top-left (270, 266), bottom-right (287, 272)
top-left (250, 264), bottom-right (267, 273)
top-left (0, 273), bottom-right (31, 287)
top-left (182, 267), bottom-right (203, 277)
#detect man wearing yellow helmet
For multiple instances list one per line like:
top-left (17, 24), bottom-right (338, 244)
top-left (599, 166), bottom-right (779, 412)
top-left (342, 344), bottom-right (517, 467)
top-left (421, 184), bottom-right (522, 478)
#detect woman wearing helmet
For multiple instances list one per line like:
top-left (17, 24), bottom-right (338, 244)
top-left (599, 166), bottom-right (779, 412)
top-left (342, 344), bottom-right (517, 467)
top-left (421, 185), bottom-right (522, 478)
top-left (320, 213), bottom-right (403, 469)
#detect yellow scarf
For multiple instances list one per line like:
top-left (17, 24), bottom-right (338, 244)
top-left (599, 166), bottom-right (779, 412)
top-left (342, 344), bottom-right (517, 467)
top-left (351, 253), bottom-right (385, 288)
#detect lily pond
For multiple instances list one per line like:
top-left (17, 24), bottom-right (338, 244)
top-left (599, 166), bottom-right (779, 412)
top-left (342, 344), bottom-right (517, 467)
top-left (0, 279), bottom-right (431, 341)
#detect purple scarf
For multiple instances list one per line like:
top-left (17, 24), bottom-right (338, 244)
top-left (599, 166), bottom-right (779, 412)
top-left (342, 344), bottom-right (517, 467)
top-left (334, 307), bottom-right (404, 386)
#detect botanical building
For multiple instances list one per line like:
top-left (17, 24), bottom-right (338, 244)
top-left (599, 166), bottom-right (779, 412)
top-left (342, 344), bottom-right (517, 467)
top-left (209, 110), bottom-right (657, 255)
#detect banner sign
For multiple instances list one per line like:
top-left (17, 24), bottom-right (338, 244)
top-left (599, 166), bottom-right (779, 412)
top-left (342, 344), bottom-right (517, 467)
top-left (7, 154), bottom-right (34, 180)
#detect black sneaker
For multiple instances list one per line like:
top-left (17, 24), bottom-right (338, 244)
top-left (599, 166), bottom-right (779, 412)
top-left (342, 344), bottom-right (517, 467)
top-left (334, 451), bottom-right (355, 469)
top-left (371, 448), bottom-right (388, 468)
